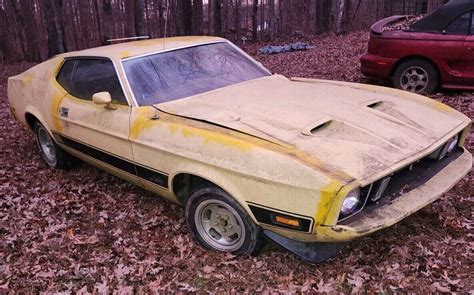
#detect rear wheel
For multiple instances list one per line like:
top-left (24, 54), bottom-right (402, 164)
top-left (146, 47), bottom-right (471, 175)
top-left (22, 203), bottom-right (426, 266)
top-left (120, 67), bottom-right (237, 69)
top-left (185, 186), bottom-right (263, 256)
top-left (393, 59), bottom-right (438, 94)
top-left (34, 122), bottom-right (75, 169)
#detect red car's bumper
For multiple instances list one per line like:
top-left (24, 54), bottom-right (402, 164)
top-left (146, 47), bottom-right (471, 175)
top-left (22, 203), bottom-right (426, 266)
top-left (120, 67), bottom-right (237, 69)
top-left (360, 53), bottom-right (397, 80)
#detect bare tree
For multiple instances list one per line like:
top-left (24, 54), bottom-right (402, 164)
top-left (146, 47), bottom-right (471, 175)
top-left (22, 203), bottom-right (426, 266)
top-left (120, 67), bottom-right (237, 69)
top-left (213, 0), bottom-right (222, 35)
top-left (335, 0), bottom-right (345, 34)
top-left (135, 0), bottom-right (148, 36)
top-left (193, 0), bottom-right (203, 35)
top-left (125, 0), bottom-right (136, 37)
top-left (316, 0), bottom-right (331, 34)
top-left (234, 0), bottom-right (241, 39)
top-left (181, 0), bottom-right (193, 35)
top-left (268, 0), bottom-right (275, 39)
top-left (251, 0), bottom-right (258, 40)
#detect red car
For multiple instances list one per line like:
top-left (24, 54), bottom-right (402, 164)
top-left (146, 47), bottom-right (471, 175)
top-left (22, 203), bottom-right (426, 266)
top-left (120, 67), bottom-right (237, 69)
top-left (361, 0), bottom-right (474, 94)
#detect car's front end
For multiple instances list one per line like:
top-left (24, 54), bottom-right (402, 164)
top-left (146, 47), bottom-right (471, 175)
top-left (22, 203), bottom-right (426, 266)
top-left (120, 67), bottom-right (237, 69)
top-left (258, 124), bottom-right (471, 262)
top-left (165, 76), bottom-right (471, 263)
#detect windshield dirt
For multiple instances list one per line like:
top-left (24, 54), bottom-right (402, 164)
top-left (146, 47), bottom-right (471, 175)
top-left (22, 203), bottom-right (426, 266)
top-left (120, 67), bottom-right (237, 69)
top-left (123, 42), bottom-right (270, 106)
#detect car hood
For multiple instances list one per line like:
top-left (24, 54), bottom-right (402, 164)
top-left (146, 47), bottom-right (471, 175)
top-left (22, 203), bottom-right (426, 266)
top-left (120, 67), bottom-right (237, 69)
top-left (158, 75), bottom-right (467, 181)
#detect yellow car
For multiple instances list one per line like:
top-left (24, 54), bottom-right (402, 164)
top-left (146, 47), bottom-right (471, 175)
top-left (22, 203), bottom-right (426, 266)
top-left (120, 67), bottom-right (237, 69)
top-left (7, 37), bottom-right (472, 262)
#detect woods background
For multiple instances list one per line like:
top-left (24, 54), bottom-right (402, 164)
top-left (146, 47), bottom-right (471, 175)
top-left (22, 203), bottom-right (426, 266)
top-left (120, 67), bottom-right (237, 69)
top-left (1, 0), bottom-right (447, 63)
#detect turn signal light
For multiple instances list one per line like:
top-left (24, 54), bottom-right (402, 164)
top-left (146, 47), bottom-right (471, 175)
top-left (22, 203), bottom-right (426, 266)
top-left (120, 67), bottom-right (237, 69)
top-left (273, 215), bottom-right (301, 228)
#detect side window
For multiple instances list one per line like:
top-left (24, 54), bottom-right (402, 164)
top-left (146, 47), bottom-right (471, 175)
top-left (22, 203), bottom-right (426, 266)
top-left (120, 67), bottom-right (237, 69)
top-left (70, 59), bottom-right (128, 105)
top-left (56, 60), bottom-right (75, 92)
top-left (445, 11), bottom-right (471, 35)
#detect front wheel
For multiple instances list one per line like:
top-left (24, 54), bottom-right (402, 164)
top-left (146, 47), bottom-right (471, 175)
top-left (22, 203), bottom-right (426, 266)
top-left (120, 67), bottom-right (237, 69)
top-left (393, 59), bottom-right (439, 94)
top-left (185, 186), bottom-right (263, 256)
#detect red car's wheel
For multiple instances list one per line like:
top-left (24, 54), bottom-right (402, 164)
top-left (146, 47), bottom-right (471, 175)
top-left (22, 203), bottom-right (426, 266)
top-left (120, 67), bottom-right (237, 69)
top-left (393, 59), bottom-right (439, 94)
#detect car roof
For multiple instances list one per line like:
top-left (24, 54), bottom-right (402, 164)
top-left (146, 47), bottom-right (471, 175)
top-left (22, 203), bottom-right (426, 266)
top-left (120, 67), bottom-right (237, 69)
top-left (58, 36), bottom-right (226, 61)
top-left (410, 0), bottom-right (474, 32)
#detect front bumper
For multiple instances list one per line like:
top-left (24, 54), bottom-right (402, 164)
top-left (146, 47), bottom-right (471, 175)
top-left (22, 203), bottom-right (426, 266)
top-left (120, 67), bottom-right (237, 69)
top-left (360, 53), bottom-right (397, 80)
top-left (318, 147), bottom-right (472, 241)
top-left (265, 147), bottom-right (472, 243)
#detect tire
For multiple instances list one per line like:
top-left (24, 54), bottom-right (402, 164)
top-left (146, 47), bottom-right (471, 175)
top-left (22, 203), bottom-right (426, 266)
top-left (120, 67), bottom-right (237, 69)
top-left (185, 186), bottom-right (263, 256)
top-left (34, 122), bottom-right (76, 169)
top-left (393, 59), bottom-right (439, 94)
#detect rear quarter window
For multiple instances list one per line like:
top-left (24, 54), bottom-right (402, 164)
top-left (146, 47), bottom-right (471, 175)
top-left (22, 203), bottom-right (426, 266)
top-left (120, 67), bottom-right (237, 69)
top-left (445, 11), bottom-right (472, 35)
top-left (56, 60), bottom-right (75, 92)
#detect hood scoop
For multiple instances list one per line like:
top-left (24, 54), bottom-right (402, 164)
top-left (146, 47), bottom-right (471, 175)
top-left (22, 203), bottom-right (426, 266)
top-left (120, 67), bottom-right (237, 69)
top-left (366, 100), bottom-right (383, 109)
top-left (364, 99), bottom-right (427, 134)
top-left (301, 118), bottom-right (334, 136)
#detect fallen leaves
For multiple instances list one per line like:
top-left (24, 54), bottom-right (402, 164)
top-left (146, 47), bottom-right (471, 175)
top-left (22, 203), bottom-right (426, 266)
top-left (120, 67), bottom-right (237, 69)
top-left (0, 32), bottom-right (473, 292)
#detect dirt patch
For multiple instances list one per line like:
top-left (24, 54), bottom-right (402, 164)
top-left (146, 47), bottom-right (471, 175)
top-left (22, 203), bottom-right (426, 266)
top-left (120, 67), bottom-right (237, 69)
top-left (1, 32), bottom-right (473, 292)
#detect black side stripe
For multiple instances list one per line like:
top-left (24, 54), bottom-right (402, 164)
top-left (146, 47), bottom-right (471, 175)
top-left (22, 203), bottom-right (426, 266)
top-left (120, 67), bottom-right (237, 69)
top-left (60, 136), bottom-right (136, 175)
top-left (55, 133), bottom-right (169, 189)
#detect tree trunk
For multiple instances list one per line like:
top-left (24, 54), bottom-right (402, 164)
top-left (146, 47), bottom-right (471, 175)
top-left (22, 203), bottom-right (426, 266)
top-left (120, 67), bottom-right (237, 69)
top-left (213, 0), bottom-right (222, 36)
top-left (193, 0), bottom-right (203, 35)
top-left (42, 0), bottom-right (65, 55)
top-left (343, 0), bottom-right (352, 32)
top-left (267, 0), bottom-right (275, 39)
top-left (234, 0), bottom-right (241, 40)
top-left (18, 0), bottom-right (41, 61)
top-left (181, 0), bottom-right (192, 35)
top-left (0, 5), bottom-right (7, 62)
top-left (222, 0), bottom-right (228, 37)
top-left (135, 0), bottom-right (147, 36)
top-left (251, 0), bottom-right (258, 40)
top-left (335, 0), bottom-right (345, 34)
top-left (125, 0), bottom-right (136, 37)
top-left (427, 0), bottom-right (444, 13)
top-left (384, 0), bottom-right (392, 17)
top-left (316, 0), bottom-right (331, 34)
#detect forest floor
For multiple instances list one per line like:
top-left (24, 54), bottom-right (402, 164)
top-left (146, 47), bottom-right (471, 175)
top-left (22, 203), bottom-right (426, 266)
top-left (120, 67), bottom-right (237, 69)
top-left (1, 31), bottom-right (473, 293)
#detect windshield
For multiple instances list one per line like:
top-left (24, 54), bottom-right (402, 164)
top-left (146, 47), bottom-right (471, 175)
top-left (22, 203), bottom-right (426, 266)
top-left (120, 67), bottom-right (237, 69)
top-left (123, 42), bottom-right (270, 106)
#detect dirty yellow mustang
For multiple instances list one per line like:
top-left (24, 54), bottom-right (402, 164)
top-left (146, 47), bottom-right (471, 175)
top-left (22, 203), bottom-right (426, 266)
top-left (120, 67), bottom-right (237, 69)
top-left (7, 37), bottom-right (472, 262)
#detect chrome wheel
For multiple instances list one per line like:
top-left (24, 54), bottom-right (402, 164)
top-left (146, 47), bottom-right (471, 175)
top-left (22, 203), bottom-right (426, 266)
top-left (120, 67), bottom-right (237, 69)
top-left (399, 66), bottom-right (429, 93)
top-left (37, 126), bottom-right (57, 166)
top-left (194, 199), bottom-right (245, 252)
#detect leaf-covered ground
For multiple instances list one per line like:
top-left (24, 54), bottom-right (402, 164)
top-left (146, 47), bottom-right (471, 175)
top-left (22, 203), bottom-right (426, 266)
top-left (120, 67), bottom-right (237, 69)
top-left (1, 32), bottom-right (473, 293)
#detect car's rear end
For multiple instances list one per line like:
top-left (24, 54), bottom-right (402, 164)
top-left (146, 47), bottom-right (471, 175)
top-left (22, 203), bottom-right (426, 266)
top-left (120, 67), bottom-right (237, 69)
top-left (360, 16), bottom-right (416, 81)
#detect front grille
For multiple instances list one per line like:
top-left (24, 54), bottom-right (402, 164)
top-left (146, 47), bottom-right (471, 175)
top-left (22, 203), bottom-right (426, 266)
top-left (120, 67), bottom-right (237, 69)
top-left (339, 147), bottom-right (464, 225)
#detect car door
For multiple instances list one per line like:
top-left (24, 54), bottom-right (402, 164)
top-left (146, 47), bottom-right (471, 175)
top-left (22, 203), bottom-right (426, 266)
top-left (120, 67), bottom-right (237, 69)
top-left (55, 57), bottom-right (138, 183)
top-left (440, 11), bottom-right (472, 86)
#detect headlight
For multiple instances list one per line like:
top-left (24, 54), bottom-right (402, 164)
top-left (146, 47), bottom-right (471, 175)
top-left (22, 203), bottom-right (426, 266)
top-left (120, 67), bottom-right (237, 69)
top-left (446, 134), bottom-right (459, 154)
top-left (429, 134), bottom-right (460, 160)
top-left (340, 188), bottom-right (360, 215)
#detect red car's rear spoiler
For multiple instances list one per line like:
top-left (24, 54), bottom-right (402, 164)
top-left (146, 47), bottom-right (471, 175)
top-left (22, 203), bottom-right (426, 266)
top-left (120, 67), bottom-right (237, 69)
top-left (370, 15), bottom-right (414, 35)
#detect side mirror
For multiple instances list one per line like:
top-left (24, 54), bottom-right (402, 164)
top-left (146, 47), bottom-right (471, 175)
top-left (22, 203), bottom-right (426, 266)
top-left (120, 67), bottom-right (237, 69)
top-left (92, 92), bottom-right (116, 110)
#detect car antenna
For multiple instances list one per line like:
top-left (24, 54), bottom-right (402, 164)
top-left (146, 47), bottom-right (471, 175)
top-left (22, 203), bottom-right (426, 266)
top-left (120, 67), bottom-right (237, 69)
top-left (150, 104), bottom-right (161, 120)
top-left (107, 36), bottom-right (150, 43)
